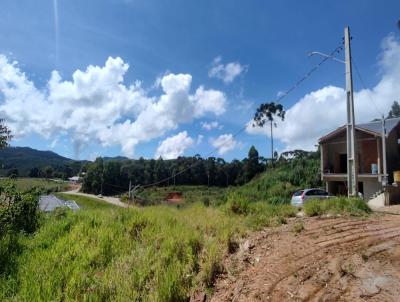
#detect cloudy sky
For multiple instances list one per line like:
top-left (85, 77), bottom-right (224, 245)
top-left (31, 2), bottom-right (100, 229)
top-left (0, 1), bottom-right (399, 161)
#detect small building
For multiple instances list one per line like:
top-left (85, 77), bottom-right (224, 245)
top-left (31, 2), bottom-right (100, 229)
top-left (319, 117), bottom-right (400, 201)
top-left (68, 176), bottom-right (81, 184)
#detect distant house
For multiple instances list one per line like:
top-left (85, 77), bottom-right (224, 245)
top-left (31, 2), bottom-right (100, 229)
top-left (68, 176), bottom-right (81, 184)
top-left (319, 117), bottom-right (400, 202)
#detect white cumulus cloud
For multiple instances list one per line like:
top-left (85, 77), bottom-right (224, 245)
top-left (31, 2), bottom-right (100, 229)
top-left (0, 56), bottom-right (227, 158)
top-left (208, 56), bottom-right (247, 84)
top-left (155, 131), bottom-right (194, 159)
top-left (247, 34), bottom-right (400, 151)
top-left (210, 133), bottom-right (238, 155)
top-left (201, 121), bottom-right (222, 131)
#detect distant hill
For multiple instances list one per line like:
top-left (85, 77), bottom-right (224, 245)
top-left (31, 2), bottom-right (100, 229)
top-left (102, 156), bottom-right (130, 162)
top-left (0, 147), bottom-right (79, 176)
top-left (0, 147), bottom-right (131, 177)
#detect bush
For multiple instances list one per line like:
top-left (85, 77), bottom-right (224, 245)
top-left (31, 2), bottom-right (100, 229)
top-left (304, 197), bottom-right (371, 217)
top-left (0, 183), bottom-right (40, 281)
top-left (226, 192), bottom-right (250, 215)
top-left (0, 183), bottom-right (40, 236)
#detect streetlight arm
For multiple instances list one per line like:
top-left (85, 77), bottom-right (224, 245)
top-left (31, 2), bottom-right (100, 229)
top-left (308, 51), bottom-right (345, 64)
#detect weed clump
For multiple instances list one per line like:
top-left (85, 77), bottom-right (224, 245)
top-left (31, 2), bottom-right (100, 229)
top-left (292, 221), bottom-right (305, 233)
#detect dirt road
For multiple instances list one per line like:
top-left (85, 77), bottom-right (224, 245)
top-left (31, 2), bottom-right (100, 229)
top-left (210, 214), bottom-right (400, 301)
top-left (62, 188), bottom-right (129, 208)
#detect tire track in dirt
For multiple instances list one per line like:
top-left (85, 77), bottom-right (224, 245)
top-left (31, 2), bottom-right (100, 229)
top-left (210, 215), bottom-right (400, 302)
top-left (307, 238), bottom-right (400, 301)
top-left (270, 232), bottom-right (400, 301)
top-left (266, 228), bottom-right (400, 299)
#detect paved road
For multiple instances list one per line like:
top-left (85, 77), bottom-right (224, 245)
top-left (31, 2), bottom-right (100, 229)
top-left (62, 188), bottom-right (129, 208)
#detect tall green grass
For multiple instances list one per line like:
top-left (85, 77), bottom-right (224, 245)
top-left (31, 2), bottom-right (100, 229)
top-left (224, 192), bottom-right (296, 229)
top-left (303, 197), bottom-right (371, 217)
top-left (0, 199), bottom-right (297, 301)
top-left (0, 205), bottom-right (235, 301)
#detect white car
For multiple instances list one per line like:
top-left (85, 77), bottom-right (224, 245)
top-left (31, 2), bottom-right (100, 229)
top-left (291, 188), bottom-right (330, 207)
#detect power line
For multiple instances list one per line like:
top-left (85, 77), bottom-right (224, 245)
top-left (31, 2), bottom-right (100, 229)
top-left (274, 45), bottom-right (343, 104)
top-left (352, 58), bottom-right (385, 116)
top-left (140, 43), bottom-right (344, 189)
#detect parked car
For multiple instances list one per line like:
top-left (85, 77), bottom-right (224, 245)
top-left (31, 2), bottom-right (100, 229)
top-left (291, 188), bottom-right (330, 207)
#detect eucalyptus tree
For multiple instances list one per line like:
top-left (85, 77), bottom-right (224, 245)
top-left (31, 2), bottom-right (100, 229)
top-left (253, 102), bottom-right (285, 166)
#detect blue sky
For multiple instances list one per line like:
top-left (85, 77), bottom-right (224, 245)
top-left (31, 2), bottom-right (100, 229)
top-left (0, 0), bottom-right (399, 161)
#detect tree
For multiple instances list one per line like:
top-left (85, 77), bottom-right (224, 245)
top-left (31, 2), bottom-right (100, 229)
top-left (81, 157), bottom-right (104, 194)
top-left (388, 101), bottom-right (400, 118)
top-left (29, 167), bottom-right (39, 178)
top-left (244, 146), bottom-right (261, 181)
top-left (40, 166), bottom-right (54, 179)
top-left (253, 102), bottom-right (285, 167)
top-left (7, 168), bottom-right (19, 178)
top-left (0, 119), bottom-right (12, 149)
top-left (154, 157), bottom-right (168, 185)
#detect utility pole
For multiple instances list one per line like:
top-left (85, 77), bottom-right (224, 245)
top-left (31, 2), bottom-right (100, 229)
top-left (381, 115), bottom-right (388, 187)
top-left (128, 180), bottom-right (132, 199)
top-left (344, 26), bottom-right (358, 197)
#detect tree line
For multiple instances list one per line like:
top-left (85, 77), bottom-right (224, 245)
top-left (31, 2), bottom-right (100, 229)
top-left (81, 146), bottom-right (265, 195)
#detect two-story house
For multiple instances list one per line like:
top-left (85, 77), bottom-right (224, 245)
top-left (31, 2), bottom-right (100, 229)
top-left (319, 117), bottom-right (400, 201)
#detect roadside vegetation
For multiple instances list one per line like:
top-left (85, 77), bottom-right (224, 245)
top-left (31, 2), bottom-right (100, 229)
top-left (304, 196), bottom-right (372, 217)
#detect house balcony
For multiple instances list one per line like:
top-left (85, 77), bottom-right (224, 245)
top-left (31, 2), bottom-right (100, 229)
top-left (322, 172), bottom-right (381, 181)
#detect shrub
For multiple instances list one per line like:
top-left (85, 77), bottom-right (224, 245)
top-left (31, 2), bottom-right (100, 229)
top-left (202, 197), bottom-right (210, 207)
top-left (0, 183), bottom-right (40, 236)
top-left (0, 183), bottom-right (40, 280)
top-left (226, 192), bottom-right (250, 215)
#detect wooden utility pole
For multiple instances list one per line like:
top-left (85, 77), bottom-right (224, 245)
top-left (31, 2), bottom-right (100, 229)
top-left (344, 26), bottom-right (358, 197)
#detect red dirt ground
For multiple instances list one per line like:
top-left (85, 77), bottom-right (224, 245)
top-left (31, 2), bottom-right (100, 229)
top-left (164, 192), bottom-right (184, 205)
top-left (207, 214), bottom-right (400, 302)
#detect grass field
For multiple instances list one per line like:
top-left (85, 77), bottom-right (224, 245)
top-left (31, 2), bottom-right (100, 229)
top-left (0, 178), bottom-right (70, 193)
top-left (0, 192), bottom-right (297, 301)
top-left (56, 193), bottom-right (116, 210)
